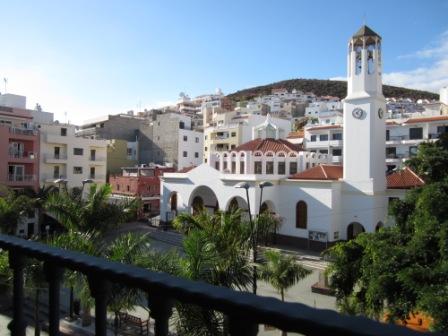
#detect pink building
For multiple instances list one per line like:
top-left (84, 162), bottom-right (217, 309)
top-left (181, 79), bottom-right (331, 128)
top-left (110, 165), bottom-right (175, 217)
top-left (0, 105), bottom-right (39, 191)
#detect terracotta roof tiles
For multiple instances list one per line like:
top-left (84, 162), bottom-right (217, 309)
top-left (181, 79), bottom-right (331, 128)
top-left (234, 138), bottom-right (302, 153)
top-left (289, 165), bottom-right (343, 180)
top-left (306, 125), bottom-right (342, 131)
top-left (386, 167), bottom-right (425, 189)
top-left (404, 115), bottom-right (448, 124)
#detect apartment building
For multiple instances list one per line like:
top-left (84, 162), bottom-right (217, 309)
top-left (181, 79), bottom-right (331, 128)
top-left (152, 113), bottom-right (203, 169)
top-left (304, 114), bottom-right (448, 170)
top-left (39, 123), bottom-right (108, 190)
top-left (0, 94), bottom-right (39, 191)
top-left (204, 113), bottom-right (292, 161)
top-left (106, 139), bottom-right (138, 177)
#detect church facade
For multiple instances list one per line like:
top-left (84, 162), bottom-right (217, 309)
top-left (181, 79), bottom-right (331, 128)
top-left (160, 26), bottom-right (424, 250)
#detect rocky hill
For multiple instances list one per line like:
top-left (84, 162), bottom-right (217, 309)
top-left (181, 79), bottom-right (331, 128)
top-left (227, 78), bottom-right (438, 102)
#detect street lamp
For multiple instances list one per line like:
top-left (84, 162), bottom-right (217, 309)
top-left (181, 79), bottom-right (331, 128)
top-left (54, 178), bottom-right (68, 193)
top-left (258, 181), bottom-right (274, 215)
top-left (81, 178), bottom-right (94, 199)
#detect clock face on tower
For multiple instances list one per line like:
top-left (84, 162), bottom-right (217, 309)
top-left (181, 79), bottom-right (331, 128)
top-left (352, 108), bottom-right (365, 119)
top-left (378, 108), bottom-right (384, 119)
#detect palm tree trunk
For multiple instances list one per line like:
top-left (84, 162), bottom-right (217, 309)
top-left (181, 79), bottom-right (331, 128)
top-left (280, 289), bottom-right (287, 336)
top-left (81, 302), bottom-right (92, 326)
top-left (34, 289), bottom-right (40, 336)
top-left (69, 286), bottom-right (74, 320)
top-left (114, 311), bottom-right (119, 336)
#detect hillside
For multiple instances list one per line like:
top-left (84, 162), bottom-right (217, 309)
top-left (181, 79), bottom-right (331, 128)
top-left (227, 79), bottom-right (439, 102)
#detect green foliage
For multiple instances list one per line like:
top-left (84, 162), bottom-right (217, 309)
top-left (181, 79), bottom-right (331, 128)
top-left (256, 212), bottom-right (281, 246)
top-left (227, 78), bottom-right (438, 102)
top-left (0, 191), bottom-right (34, 234)
top-left (45, 183), bottom-right (125, 233)
top-left (326, 138), bottom-right (448, 331)
top-left (258, 250), bottom-right (311, 301)
top-left (406, 133), bottom-right (448, 184)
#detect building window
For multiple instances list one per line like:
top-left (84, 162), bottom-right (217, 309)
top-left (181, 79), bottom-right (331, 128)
top-left (296, 201), bottom-right (307, 229)
top-left (90, 167), bottom-right (95, 179)
top-left (437, 126), bottom-right (448, 135)
top-left (231, 132), bottom-right (236, 137)
top-left (183, 151), bottom-right (187, 157)
top-left (266, 161), bottom-right (274, 174)
top-left (195, 152), bottom-right (199, 158)
top-left (386, 147), bottom-right (397, 158)
top-left (53, 166), bottom-right (60, 179)
top-left (231, 162), bottom-right (236, 173)
top-left (73, 167), bottom-right (83, 174)
top-left (332, 149), bottom-right (342, 156)
top-left (195, 137), bottom-right (199, 143)
top-left (127, 185), bottom-right (130, 192)
top-left (73, 148), bottom-right (83, 155)
top-left (386, 130), bottom-right (390, 141)
top-left (215, 161), bottom-right (220, 170)
top-left (289, 162), bottom-right (297, 175)
top-left (319, 134), bottom-right (328, 141)
top-left (409, 127), bottom-right (423, 140)
top-left (205, 147), bottom-right (208, 151)
top-left (240, 162), bottom-right (245, 174)
top-left (332, 133), bottom-right (342, 140)
top-left (409, 146), bottom-right (418, 157)
top-left (320, 149), bottom-right (328, 154)
top-left (61, 128), bottom-right (67, 136)
top-left (231, 144), bottom-right (236, 149)
top-left (179, 121), bottom-right (185, 129)
top-left (223, 161), bottom-right (228, 170)
top-left (278, 162), bottom-right (285, 175)
top-left (183, 135), bottom-right (188, 141)
top-left (310, 135), bottom-right (317, 142)
top-left (117, 184), bottom-right (120, 191)
top-left (306, 162), bottom-right (310, 169)
top-left (254, 161), bottom-right (262, 174)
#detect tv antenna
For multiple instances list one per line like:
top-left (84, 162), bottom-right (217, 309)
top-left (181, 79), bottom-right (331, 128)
top-left (3, 78), bottom-right (7, 93)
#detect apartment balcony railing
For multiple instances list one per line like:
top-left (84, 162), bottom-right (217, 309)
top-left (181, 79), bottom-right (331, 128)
top-left (8, 152), bottom-right (36, 160)
top-left (0, 234), bottom-right (429, 336)
top-left (9, 127), bottom-right (37, 136)
top-left (44, 153), bottom-right (68, 161)
top-left (7, 174), bottom-right (35, 182)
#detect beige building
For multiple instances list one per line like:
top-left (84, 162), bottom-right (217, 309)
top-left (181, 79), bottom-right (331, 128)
top-left (106, 139), bottom-right (138, 178)
top-left (38, 123), bottom-right (108, 191)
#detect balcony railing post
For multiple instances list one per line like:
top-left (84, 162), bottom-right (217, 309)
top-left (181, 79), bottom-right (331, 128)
top-left (7, 251), bottom-right (26, 336)
top-left (228, 315), bottom-right (258, 336)
top-left (44, 262), bottom-right (64, 336)
top-left (88, 276), bottom-right (110, 336)
top-left (148, 291), bottom-right (173, 336)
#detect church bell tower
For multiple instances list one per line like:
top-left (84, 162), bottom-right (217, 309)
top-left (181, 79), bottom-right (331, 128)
top-left (343, 25), bottom-right (386, 194)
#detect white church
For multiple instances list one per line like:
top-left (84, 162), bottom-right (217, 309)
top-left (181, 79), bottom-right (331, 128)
top-left (160, 26), bottom-right (424, 250)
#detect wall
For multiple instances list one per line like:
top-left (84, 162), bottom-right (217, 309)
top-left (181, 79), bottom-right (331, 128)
top-left (107, 139), bottom-right (138, 177)
top-left (178, 129), bottom-right (204, 169)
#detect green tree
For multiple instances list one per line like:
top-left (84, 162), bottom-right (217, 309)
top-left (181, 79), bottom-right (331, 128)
top-left (45, 183), bottom-right (125, 233)
top-left (0, 191), bottom-right (34, 234)
top-left (258, 250), bottom-right (311, 336)
top-left (326, 136), bottom-right (448, 332)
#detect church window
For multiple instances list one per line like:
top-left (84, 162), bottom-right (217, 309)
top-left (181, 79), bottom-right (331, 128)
top-left (223, 161), bottom-right (228, 170)
top-left (278, 162), bottom-right (285, 174)
top-left (296, 201), bottom-right (307, 229)
top-left (240, 162), bottom-right (245, 174)
top-left (289, 162), bottom-right (297, 175)
top-left (231, 162), bottom-right (236, 174)
top-left (266, 162), bottom-right (274, 174)
top-left (254, 162), bottom-right (262, 174)
top-left (215, 161), bottom-right (220, 170)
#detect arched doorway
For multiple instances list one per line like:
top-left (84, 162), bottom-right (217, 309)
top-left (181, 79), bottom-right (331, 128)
top-left (189, 185), bottom-right (220, 215)
top-left (347, 222), bottom-right (365, 240)
top-left (375, 221), bottom-right (384, 232)
top-left (260, 200), bottom-right (276, 215)
top-left (169, 192), bottom-right (177, 212)
top-left (226, 196), bottom-right (248, 212)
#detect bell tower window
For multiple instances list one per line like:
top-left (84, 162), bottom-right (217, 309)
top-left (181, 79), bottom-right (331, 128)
top-left (367, 44), bottom-right (375, 74)
top-left (355, 46), bottom-right (362, 75)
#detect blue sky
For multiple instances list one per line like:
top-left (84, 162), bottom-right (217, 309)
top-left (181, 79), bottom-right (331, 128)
top-left (0, 0), bottom-right (447, 124)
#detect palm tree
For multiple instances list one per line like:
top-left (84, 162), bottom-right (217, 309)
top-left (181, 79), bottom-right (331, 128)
top-left (0, 191), bottom-right (34, 235)
top-left (104, 232), bottom-right (152, 335)
top-left (45, 183), bottom-right (125, 233)
top-left (173, 209), bottom-right (253, 335)
top-left (259, 250), bottom-right (311, 301)
top-left (259, 250), bottom-right (311, 335)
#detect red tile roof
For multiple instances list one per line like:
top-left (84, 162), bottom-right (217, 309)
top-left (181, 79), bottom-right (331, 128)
top-left (289, 165), bottom-right (424, 189)
top-left (306, 125), bottom-right (342, 131)
top-left (404, 115), bottom-right (448, 124)
top-left (289, 165), bottom-right (343, 180)
top-left (177, 165), bottom-right (196, 173)
top-left (234, 138), bottom-right (302, 153)
top-left (386, 167), bottom-right (425, 189)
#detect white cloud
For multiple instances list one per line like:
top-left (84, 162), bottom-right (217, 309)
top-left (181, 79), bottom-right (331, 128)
top-left (330, 31), bottom-right (448, 94)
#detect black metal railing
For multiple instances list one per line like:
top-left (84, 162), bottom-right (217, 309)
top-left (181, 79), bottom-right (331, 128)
top-left (0, 234), bottom-right (437, 336)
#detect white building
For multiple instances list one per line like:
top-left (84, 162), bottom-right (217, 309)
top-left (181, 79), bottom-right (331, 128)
top-left (161, 26), bottom-right (424, 250)
top-left (38, 122), bottom-right (108, 191)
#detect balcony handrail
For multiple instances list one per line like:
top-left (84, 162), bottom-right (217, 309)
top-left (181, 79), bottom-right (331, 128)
top-left (0, 234), bottom-right (431, 336)
top-left (7, 174), bottom-right (35, 182)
